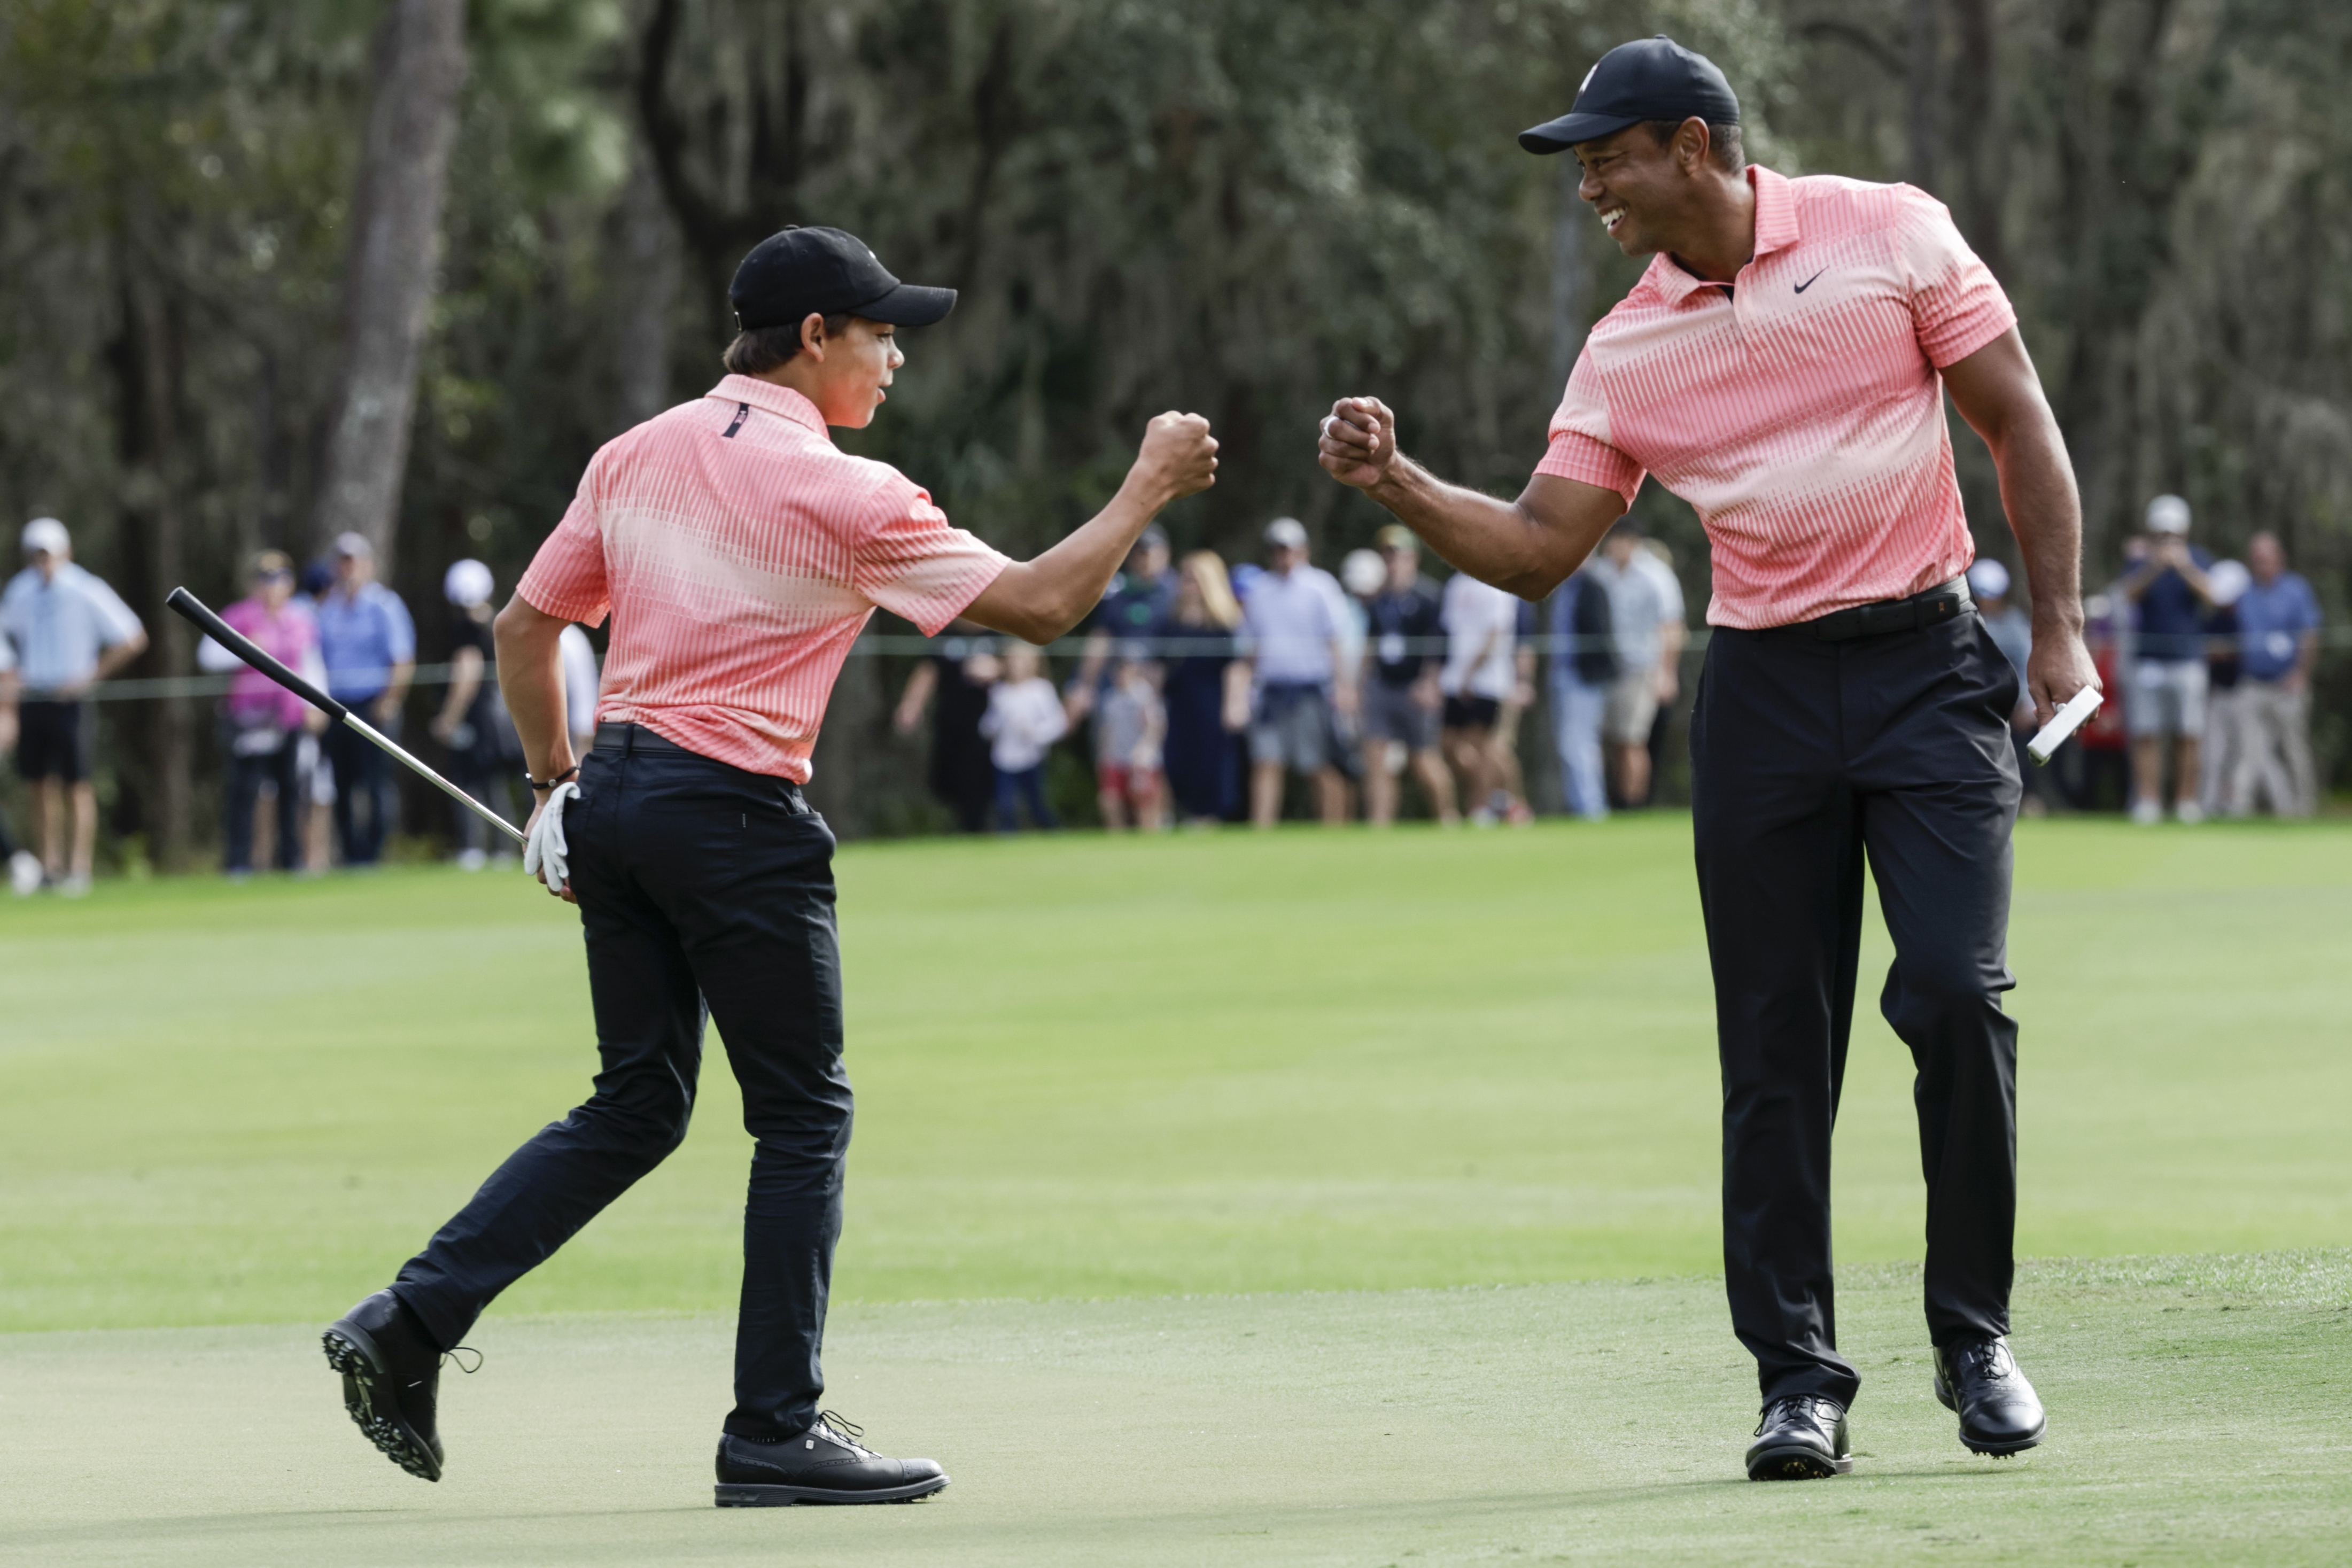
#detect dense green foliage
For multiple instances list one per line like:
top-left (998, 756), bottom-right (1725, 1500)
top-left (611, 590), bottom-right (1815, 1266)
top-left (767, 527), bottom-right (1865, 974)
top-left (2, 0), bottom-right (2348, 855)
top-left (4, 816), bottom-right (2349, 1332)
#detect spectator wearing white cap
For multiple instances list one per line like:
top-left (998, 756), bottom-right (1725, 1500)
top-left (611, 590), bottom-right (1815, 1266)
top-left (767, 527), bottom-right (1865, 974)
top-left (1239, 517), bottom-right (1354, 826)
top-left (0, 516), bottom-right (148, 894)
top-left (314, 531), bottom-right (415, 865)
top-left (2116, 495), bottom-right (2214, 824)
top-left (1967, 558), bottom-right (2048, 816)
top-left (429, 559), bottom-right (521, 869)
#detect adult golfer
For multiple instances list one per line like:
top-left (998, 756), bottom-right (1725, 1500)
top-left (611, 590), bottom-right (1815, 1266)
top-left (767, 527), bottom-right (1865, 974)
top-left (1318, 37), bottom-right (2095, 1479)
top-left (324, 225), bottom-right (1216, 1505)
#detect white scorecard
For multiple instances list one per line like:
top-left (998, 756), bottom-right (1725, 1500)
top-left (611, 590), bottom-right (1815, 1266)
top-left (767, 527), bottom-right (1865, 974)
top-left (2025, 686), bottom-right (2104, 767)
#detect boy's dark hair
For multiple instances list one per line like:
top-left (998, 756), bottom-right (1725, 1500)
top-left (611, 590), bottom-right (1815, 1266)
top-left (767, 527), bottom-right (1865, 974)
top-left (1642, 118), bottom-right (1744, 175)
top-left (722, 313), bottom-right (853, 376)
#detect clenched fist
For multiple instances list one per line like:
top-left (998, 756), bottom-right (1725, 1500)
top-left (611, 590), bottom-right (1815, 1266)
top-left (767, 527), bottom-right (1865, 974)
top-left (1132, 412), bottom-right (1219, 506)
top-left (1318, 397), bottom-right (1399, 491)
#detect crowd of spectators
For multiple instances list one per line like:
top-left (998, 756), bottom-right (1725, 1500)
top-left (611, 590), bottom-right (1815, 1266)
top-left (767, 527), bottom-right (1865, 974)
top-left (0, 493), bottom-right (2336, 887)
top-left (890, 515), bottom-right (1694, 835)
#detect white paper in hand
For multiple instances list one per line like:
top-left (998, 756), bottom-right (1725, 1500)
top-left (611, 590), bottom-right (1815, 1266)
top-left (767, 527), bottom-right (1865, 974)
top-left (524, 781), bottom-right (581, 890)
top-left (2026, 687), bottom-right (2103, 767)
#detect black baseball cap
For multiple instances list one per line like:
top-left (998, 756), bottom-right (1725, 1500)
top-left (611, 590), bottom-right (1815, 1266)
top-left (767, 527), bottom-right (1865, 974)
top-left (1519, 35), bottom-right (1740, 154)
top-left (729, 226), bottom-right (957, 332)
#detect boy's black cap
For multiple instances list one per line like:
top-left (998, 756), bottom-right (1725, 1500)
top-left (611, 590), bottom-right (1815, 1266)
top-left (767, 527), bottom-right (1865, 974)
top-left (1519, 35), bottom-right (1740, 154)
top-left (729, 226), bottom-right (957, 332)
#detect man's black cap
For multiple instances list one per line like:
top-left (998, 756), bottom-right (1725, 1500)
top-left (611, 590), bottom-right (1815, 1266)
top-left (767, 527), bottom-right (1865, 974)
top-left (1519, 35), bottom-right (1740, 154)
top-left (729, 226), bottom-right (957, 333)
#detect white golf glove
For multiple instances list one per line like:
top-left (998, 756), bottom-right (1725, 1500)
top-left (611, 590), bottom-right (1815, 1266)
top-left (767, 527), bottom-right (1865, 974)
top-left (523, 781), bottom-right (580, 894)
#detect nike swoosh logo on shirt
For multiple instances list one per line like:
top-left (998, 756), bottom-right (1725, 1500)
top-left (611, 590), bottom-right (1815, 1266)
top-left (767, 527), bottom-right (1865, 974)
top-left (1794, 269), bottom-right (1828, 294)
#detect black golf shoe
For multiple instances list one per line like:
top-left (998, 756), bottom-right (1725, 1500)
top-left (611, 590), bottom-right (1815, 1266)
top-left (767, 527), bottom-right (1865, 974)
top-left (1934, 1335), bottom-right (2046, 1455)
top-left (323, 1289), bottom-right (467, 1482)
top-left (1744, 1393), bottom-right (1854, 1480)
top-left (714, 1413), bottom-right (949, 1506)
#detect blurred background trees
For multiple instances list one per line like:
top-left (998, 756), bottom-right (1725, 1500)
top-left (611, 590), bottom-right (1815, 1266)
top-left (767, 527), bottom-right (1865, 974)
top-left (2, 0), bottom-right (2347, 856)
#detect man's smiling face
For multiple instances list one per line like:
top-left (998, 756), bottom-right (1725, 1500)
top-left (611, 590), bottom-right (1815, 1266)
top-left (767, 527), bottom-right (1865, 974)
top-left (1572, 123), bottom-right (1690, 257)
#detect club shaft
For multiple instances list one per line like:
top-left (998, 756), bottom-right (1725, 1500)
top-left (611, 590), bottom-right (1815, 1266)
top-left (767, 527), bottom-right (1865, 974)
top-left (168, 587), bottom-right (527, 849)
top-left (345, 715), bottom-right (529, 847)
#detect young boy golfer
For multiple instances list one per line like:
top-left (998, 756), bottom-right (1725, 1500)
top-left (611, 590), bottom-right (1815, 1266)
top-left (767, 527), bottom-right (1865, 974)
top-left (324, 225), bottom-right (1216, 1504)
top-left (1317, 37), bottom-right (2098, 1480)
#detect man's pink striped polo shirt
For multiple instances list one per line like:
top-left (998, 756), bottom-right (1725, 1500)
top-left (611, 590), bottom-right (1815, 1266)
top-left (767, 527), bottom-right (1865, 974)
top-left (517, 375), bottom-right (1010, 781)
top-left (1538, 165), bottom-right (2017, 629)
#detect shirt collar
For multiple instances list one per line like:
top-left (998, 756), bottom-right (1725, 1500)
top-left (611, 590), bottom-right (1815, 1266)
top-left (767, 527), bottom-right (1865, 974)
top-left (710, 375), bottom-right (830, 438)
top-left (1642, 164), bottom-right (1798, 307)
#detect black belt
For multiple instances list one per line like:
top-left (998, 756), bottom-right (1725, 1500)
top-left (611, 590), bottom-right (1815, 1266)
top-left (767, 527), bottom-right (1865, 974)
top-left (1775, 577), bottom-right (1973, 643)
top-left (593, 721), bottom-right (692, 755)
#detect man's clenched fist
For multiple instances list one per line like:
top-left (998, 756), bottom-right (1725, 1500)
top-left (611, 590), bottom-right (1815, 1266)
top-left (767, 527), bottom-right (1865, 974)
top-left (1318, 397), bottom-right (1399, 491)
top-left (1135, 412), bottom-right (1219, 504)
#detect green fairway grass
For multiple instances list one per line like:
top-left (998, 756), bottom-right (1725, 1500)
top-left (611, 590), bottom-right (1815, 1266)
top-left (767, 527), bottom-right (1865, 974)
top-left (4, 1255), bottom-right (2348, 1566)
top-left (3, 818), bottom-right (2352, 1330)
top-left (4, 818), bottom-right (2350, 1563)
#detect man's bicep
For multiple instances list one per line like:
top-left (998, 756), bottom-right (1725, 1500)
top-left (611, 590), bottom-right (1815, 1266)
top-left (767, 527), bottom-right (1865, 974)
top-left (1940, 328), bottom-right (2048, 445)
top-left (1516, 474), bottom-right (1628, 592)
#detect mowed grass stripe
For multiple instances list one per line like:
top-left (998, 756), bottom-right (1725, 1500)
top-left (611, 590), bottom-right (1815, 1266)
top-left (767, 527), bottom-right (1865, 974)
top-left (3, 1256), bottom-right (2347, 1566)
top-left (3, 818), bottom-right (2350, 1330)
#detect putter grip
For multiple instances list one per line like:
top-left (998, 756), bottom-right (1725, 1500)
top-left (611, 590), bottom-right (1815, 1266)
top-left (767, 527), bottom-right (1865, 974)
top-left (2025, 685), bottom-right (2102, 767)
top-left (167, 586), bottom-right (350, 724)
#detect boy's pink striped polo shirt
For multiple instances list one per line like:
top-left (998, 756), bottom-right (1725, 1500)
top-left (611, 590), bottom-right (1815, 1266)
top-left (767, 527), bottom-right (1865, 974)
top-left (518, 375), bottom-right (1009, 781)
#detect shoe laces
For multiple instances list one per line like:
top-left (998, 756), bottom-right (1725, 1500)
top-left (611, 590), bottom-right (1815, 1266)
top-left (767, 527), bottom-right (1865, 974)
top-left (811, 1410), bottom-right (873, 1456)
top-left (442, 1345), bottom-right (484, 1375)
top-left (1952, 1337), bottom-right (2015, 1383)
top-left (1755, 1393), bottom-right (1835, 1437)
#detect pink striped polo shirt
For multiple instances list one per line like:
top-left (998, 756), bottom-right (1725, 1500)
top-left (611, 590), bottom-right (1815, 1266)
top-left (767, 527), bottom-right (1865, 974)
top-left (517, 375), bottom-right (1010, 781)
top-left (1537, 166), bottom-right (2016, 629)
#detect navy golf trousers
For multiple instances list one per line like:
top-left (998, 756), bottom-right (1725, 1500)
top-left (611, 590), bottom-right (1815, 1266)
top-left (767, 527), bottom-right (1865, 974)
top-left (1691, 608), bottom-right (2023, 1409)
top-left (392, 732), bottom-right (853, 1439)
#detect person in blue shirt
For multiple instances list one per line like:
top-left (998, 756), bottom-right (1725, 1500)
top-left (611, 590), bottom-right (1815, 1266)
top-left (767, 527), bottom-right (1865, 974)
top-left (313, 532), bottom-right (415, 865)
top-left (2116, 495), bottom-right (2215, 824)
top-left (2231, 532), bottom-right (2323, 816)
top-left (0, 517), bottom-right (149, 893)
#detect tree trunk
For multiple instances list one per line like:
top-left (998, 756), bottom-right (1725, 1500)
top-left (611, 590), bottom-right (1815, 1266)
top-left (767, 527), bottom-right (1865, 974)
top-left (613, 138), bottom-right (682, 433)
top-left (1947, 0), bottom-right (2007, 281)
top-left (309, 0), bottom-right (469, 572)
top-left (107, 263), bottom-right (193, 871)
top-left (1907, 0), bottom-right (1942, 191)
top-left (1548, 158), bottom-right (1590, 401)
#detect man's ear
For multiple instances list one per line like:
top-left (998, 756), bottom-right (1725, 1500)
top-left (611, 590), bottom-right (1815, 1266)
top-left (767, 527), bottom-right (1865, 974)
top-left (798, 311), bottom-right (829, 361)
top-left (1675, 117), bottom-right (1711, 174)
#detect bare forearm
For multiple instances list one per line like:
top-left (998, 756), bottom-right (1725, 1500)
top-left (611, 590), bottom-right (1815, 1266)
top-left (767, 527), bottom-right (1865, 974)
top-left (494, 597), bottom-right (573, 780)
top-left (968, 480), bottom-right (1170, 644)
top-left (439, 649), bottom-right (482, 728)
top-left (92, 635), bottom-right (146, 682)
top-left (1999, 434), bottom-right (2085, 640)
top-left (1367, 458), bottom-right (1591, 599)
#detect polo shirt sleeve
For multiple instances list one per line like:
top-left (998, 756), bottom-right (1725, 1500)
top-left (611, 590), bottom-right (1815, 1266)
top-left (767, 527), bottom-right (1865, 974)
top-left (381, 588), bottom-right (416, 663)
top-left (517, 465), bottom-right (615, 628)
top-left (849, 473), bottom-right (1012, 638)
top-left (85, 573), bottom-right (144, 647)
top-left (1895, 189), bottom-right (2017, 368)
top-left (1534, 353), bottom-right (1646, 507)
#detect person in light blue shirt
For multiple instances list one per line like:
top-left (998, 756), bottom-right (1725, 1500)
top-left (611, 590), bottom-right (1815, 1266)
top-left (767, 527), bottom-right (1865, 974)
top-left (0, 517), bottom-right (148, 892)
top-left (2231, 532), bottom-right (2322, 816)
top-left (1239, 518), bottom-right (1353, 826)
top-left (313, 532), bottom-right (415, 865)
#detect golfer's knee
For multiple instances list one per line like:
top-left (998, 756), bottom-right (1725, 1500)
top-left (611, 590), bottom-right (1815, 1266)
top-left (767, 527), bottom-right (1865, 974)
top-left (1883, 954), bottom-right (2008, 1030)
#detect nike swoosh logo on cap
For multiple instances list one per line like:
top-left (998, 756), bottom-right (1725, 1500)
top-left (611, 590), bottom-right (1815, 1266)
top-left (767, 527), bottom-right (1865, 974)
top-left (1794, 269), bottom-right (1828, 293)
